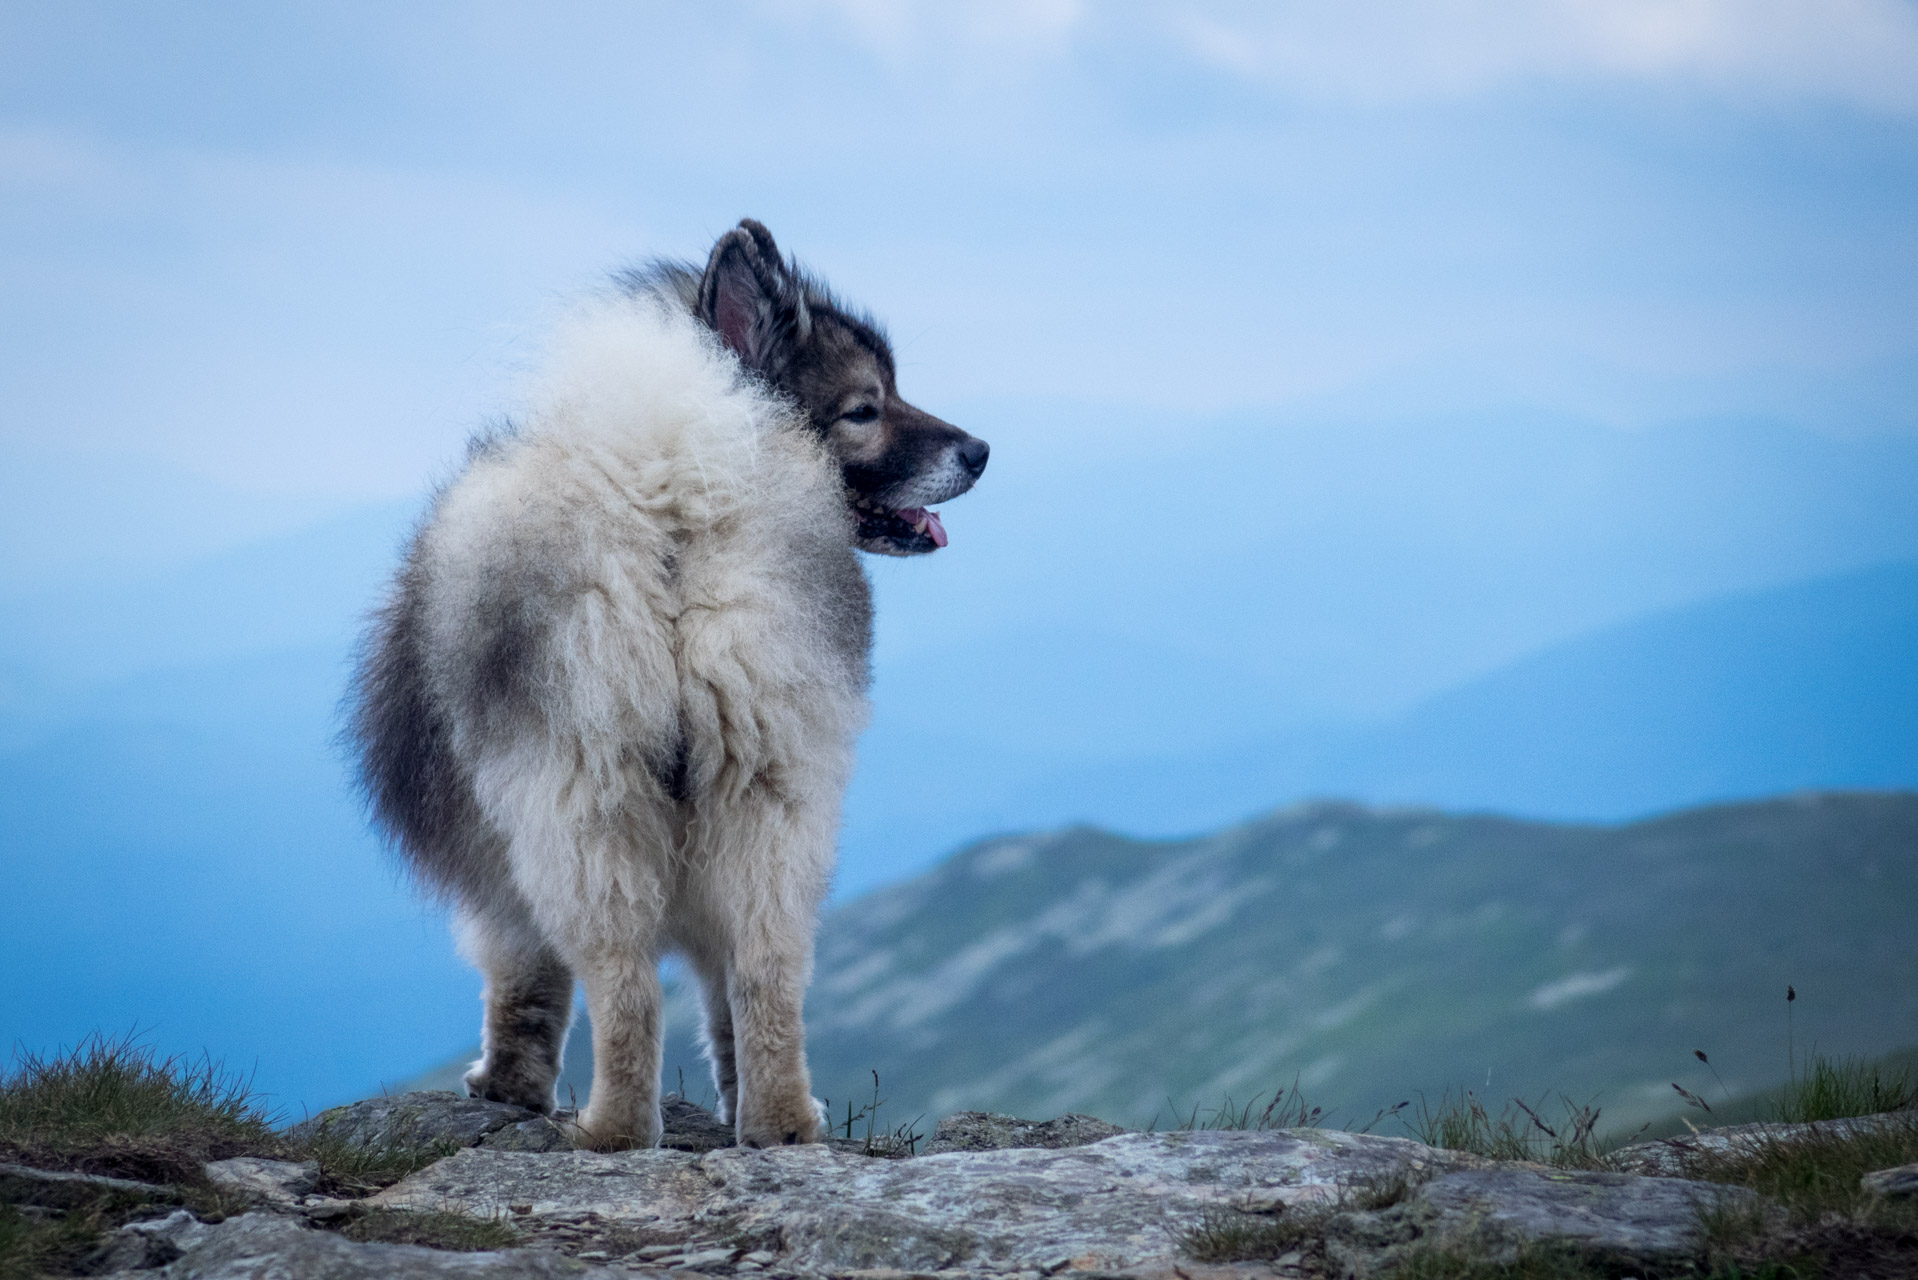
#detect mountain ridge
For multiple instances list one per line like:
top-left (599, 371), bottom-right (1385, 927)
top-left (410, 789), bottom-right (1918, 1138)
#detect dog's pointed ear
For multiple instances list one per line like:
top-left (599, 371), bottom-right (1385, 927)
top-left (697, 220), bottom-right (810, 375)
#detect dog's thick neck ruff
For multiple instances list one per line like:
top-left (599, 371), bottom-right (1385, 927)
top-left (618, 219), bottom-right (987, 557)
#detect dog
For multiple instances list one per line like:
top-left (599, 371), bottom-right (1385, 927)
top-left (348, 220), bottom-right (987, 1150)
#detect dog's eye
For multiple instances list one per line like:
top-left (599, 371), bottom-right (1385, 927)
top-left (841, 405), bottom-right (879, 424)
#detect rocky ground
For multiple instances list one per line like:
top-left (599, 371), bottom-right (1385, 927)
top-left (16, 1092), bottom-right (1911, 1279)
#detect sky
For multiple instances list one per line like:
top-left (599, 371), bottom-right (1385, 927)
top-left (3, 2), bottom-right (1917, 1105)
top-left (3, 0), bottom-right (1916, 522)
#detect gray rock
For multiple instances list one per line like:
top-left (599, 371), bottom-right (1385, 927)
top-left (1862, 1160), bottom-right (1918, 1196)
top-left (204, 1156), bottom-right (321, 1205)
top-left (285, 1088), bottom-right (729, 1158)
top-left (0, 1160), bottom-right (181, 1209)
top-left (681, 1247), bottom-right (743, 1269)
top-left (1325, 1167), bottom-right (1762, 1276)
top-left (920, 1112), bottom-right (1129, 1155)
top-left (656, 1095), bottom-right (738, 1153)
top-left (371, 1129), bottom-right (1479, 1275)
top-left (1610, 1109), bottom-right (1918, 1176)
top-left (90, 1209), bottom-right (204, 1272)
top-left (481, 1118), bottom-right (577, 1154)
top-left (288, 1090), bottom-right (559, 1153)
top-left (111, 1211), bottom-right (603, 1277)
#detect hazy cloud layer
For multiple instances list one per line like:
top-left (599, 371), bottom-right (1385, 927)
top-left (799, 0), bottom-right (1918, 111)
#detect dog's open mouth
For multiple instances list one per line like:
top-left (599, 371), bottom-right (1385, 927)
top-left (851, 495), bottom-right (948, 551)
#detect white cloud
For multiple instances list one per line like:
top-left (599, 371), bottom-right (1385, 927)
top-left (1529, 967), bottom-right (1632, 1011)
top-left (777, 0), bottom-right (1918, 113)
top-left (1160, 0), bottom-right (1918, 112)
top-left (767, 0), bottom-right (1086, 60)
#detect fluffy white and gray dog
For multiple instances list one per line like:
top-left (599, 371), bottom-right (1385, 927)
top-left (348, 220), bottom-right (987, 1150)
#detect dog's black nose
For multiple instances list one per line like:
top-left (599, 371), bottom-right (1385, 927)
top-left (958, 437), bottom-right (990, 478)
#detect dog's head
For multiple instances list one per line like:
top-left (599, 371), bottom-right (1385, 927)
top-left (693, 219), bottom-right (987, 556)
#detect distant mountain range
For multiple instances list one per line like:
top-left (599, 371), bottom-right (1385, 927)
top-left (4, 410), bottom-right (1916, 1113)
top-left (842, 562), bottom-right (1918, 875)
top-left (6, 560), bottom-right (1917, 1113)
top-left (423, 791), bottom-right (1918, 1138)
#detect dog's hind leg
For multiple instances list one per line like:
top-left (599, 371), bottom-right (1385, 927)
top-left (456, 900), bottom-right (574, 1114)
top-left (503, 800), bottom-right (673, 1152)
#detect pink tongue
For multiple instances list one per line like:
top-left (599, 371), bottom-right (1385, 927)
top-left (898, 507), bottom-right (949, 548)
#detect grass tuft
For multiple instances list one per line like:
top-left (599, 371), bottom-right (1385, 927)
top-left (1386, 1238), bottom-right (1627, 1280)
top-left (1409, 1091), bottom-right (1612, 1168)
top-left (1157, 1078), bottom-right (1326, 1133)
top-left (1180, 1203), bottom-right (1326, 1262)
top-left (337, 1207), bottom-right (521, 1251)
top-left (1686, 1110), bottom-right (1918, 1225)
top-left (1682, 1109), bottom-right (1918, 1276)
top-left (1180, 1169), bottom-right (1424, 1263)
top-left (1770, 1054), bottom-right (1915, 1124)
top-left (0, 1202), bottom-right (115, 1280)
top-left (0, 1035), bottom-right (278, 1277)
top-left (296, 1133), bottom-right (466, 1196)
top-left (0, 1032), bottom-right (280, 1185)
top-left (823, 1070), bottom-right (925, 1157)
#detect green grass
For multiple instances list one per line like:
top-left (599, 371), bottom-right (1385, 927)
top-left (0, 1033), bottom-right (281, 1186)
top-left (0, 1035), bottom-right (282, 1277)
top-left (1386, 1238), bottom-right (1622, 1280)
top-left (1680, 1109), bottom-right (1918, 1276)
top-left (1408, 1091), bottom-right (1613, 1168)
top-left (1155, 1079), bottom-right (1327, 1132)
top-left (338, 1207), bottom-right (521, 1251)
top-left (1648, 1045), bottom-right (1918, 1139)
top-left (1181, 1203), bottom-right (1322, 1262)
top-left (0, 1202), bottom-right (119, 1280)
top-left (297, 1133), bottom-right (467, 1197)
top-left (1770, 1054), bottom-right (1915, 1125)
top-left (1179, 1172), bottom-right (1420, 1263)
top-left (823, 1070), bottom-right (926, 1157)
top-left (1687, 1110), bottom-right (1918, 1224)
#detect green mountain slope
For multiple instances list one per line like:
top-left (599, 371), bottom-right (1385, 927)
top-left (415, 791), bottom-right (1918, 1136)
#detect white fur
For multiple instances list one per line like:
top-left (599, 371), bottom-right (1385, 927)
top-left (419, 293), bottom-right (869, 1148)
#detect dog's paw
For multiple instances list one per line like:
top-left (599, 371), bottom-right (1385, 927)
top-left (557, 1104), bottom-right (660, 1153)
top-left (737, 1093), bottom-right (826, 1148)
top-left (462, 1064), bottom-right (556, 1115)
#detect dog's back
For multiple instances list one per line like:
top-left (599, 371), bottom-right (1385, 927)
top-left (356, 291), bottom-right (869, 894)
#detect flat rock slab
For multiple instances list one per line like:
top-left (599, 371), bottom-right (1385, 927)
top-left (374, 1130), bottom-right (1479, 1275)
top-left (97, 1211), bottom-right (600, 1278)
top-left (204, 1156), bottom-right (321, 1205)
top-left (1326, 1167), bottom-right (1762, 1276)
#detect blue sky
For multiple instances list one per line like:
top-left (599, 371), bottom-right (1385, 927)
top-left (4, 0), bottom-right (1916, 516)
top-left (3, 3), bottom-right (1918, 1106)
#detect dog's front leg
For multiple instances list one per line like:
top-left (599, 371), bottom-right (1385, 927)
top-left (569, 942), bottom-right (665, 1151)
top-left (726, 927), bottom-right (822, 1147)
top-left (693, 795), bottom-right (833, 1148)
